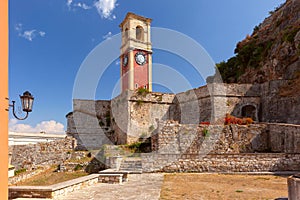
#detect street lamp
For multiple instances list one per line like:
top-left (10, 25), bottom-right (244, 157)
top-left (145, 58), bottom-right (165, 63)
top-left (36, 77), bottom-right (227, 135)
top-left (9, 91), bottom-right (34, 120)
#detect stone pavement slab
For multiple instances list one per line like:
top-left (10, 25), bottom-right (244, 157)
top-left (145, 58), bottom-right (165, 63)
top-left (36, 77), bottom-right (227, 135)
top-left (56, 173), bottom-right (164, 200)
top-left (12, 199), bottom-right (51, 200)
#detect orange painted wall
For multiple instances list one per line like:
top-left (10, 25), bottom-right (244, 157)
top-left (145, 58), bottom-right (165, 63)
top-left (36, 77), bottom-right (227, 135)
top-left (133, 50), bottom-right (149, 89)
top-left (121, 54), bottom-right (129, 92)
top-left (121, 50), bottom-right (150, 91)
top-left (0, 0), bottom-right (9, 199)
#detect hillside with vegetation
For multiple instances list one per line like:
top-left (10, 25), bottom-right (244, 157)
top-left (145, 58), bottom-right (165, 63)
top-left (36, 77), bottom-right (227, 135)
top-left (215, 0), bottom-right (300, 85)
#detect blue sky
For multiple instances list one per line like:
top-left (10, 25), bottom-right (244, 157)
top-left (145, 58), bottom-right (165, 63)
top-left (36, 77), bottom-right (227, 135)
top-left (9, 0), bottom-right (285, 133)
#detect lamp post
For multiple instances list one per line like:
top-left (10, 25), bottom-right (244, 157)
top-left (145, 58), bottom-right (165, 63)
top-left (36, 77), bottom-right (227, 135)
top-left (9, 91), bottom-right (34, 120)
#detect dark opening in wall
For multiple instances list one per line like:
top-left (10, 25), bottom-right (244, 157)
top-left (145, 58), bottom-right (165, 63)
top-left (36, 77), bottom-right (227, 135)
top-left (241, 105), bottom-right (257, 121)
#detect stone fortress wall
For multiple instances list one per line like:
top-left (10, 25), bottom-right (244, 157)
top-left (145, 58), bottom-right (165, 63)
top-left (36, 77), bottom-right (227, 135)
top-left (142, 153), bottom-right (300, 173)
top-left (10, 136), bottom-right (74, 171)
top-left (152, 121), bottom-right (300, 155)
top-left (143, 120), bottom-right (300, 172)
top-left (67, 80), bottom-right (300, 150)
top-left (13, 81), bottom-right (297, 174)
top-left (65, 80), bottom-right (300, 173)
top-left (260, 80), bottom-right (300, 124)
top-left (67, 99), bottom-right (113, 150)
top-left (112, 90), bottom-right (176, 144)
top-left (68, 90), bottom-right (177, 148)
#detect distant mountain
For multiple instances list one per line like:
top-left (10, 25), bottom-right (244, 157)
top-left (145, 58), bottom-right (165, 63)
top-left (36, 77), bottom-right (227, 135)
top-left (215, 0), bottom-right (300, 84)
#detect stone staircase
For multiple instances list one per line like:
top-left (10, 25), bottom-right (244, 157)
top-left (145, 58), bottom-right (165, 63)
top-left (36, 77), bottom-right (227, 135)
top-left (119, 157), bottom-right (142, 173)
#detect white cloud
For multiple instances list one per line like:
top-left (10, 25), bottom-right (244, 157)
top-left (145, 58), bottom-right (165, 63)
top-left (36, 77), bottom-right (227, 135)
top-left (22, 30), bottom-right (37, 41)
top-left (35, 121), bottom-right (65, 134)
top-left (76, 2), bottom-right (92, 10)
top-left (15, 23), bottom-right (46, 41)
top-left (9, 118), bottom-right (19, 127)
top-left (66, 0), bottom-right (117, 20)
top-left (9, 119), bottom-right (65, 134)
top-left (67, 0), bottom-right (73, 9)
top-left (15, 23), bottom-right (22, 32)
top-left (67, 0), bottom-right (92, 10)
top-left (94, 0), bottom-right (117, 19)
top-left (39, 31), bottom-right (46, 37)
top-left (103, 31), bottom-right (112, 40)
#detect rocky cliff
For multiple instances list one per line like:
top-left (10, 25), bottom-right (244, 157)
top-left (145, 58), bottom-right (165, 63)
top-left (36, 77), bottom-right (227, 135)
top-left (217, 0), bottom-right (300, 85)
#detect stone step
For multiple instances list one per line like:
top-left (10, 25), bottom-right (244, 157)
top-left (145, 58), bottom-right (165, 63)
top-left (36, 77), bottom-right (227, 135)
top-left (119, 169), bottom-right (142, 174)
top-left (119, 165), bottom-right (142, 169)
top-left (119, 158), bottom-right (142, 173)
top-left (121, 161), bottom-right (142, 166)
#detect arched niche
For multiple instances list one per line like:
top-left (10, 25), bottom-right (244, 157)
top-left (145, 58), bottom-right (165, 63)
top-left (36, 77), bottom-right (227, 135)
top-left (136, 26), bottom-right (144, 41)
top-left (241, 104), bottom-right (258, 121)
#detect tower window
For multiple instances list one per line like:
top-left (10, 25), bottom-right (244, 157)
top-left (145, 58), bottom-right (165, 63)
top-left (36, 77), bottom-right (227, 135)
top-left (135, 83), bottom-right (138, 89)
top-left (136, 26), bottom-right (144, 41)
top-left (124, 28), bottom-right (129, 39)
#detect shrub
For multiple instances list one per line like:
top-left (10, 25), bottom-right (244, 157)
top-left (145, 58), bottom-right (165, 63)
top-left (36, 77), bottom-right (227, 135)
top-left (157, 95), bottom-right (163, 101)
top-left (99, 120), bottom-right (105, 126)
top-left (123, 140), bottom-right (151, 154)
top-left (244, 118), bottom-right (254, 125)
top-left (127, 142), bottom-right (142, 149)
top-left (224, 114), bottom-right (254, 125)
top-left (217, 38), bottom-right (274, 83)
top-left (136, 99), bottom-right (144, 106)
top-left (200, 122), bottom-right (210, 125)
top-left (282, 27), bottom-right (299, 43)
top-left (216, 57), bottom-right (242, 83)
top-left (15, 168), bottom-right (26, 176)
top-left (74, 164), bottom-right (83, 171)
top-left (149, 125), bottom-right (155, 132)
top-left (137, 87), bottom-right (149, 96)
top-left (253, 25), bottom-right (259, 33)
top-left (202, 128), bottom-right (210, 137)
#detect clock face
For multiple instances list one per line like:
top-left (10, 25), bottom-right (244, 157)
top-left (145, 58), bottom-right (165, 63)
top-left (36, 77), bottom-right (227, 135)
top-left (135, 52), bottom-right (147, 65)
top-left (122, 55), bottom-right (128, 67)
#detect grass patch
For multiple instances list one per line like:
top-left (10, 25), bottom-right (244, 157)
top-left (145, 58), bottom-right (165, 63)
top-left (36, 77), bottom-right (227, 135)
top-left (15, 167), bottom-right (88, 186)
top-left (67, 156), bottom-right (92, 164)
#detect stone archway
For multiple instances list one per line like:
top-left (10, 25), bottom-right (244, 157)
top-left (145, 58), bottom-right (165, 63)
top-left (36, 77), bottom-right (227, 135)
top-left (241, 104), bottom-right (258, 121)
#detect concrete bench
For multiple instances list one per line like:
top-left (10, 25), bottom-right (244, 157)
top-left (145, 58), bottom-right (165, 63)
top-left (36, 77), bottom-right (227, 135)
top-left (98, 174), bottom-right (123, 184)
top-left (9, 174), bottom-right (100, 199)
top-left (99, 169), bottom-right (130, 182)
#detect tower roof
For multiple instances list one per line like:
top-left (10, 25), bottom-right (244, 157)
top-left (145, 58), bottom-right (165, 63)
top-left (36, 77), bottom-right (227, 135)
top-left (119, 12), bottom-right (152, 28)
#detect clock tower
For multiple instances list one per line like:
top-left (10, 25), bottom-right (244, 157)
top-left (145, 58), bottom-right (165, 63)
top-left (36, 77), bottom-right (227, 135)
top-left (119, 13), bottom-right (152, 92)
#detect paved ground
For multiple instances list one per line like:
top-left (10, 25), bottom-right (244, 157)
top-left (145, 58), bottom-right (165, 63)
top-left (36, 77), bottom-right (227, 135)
top-left (56, 173), bottom-right (163, 200)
